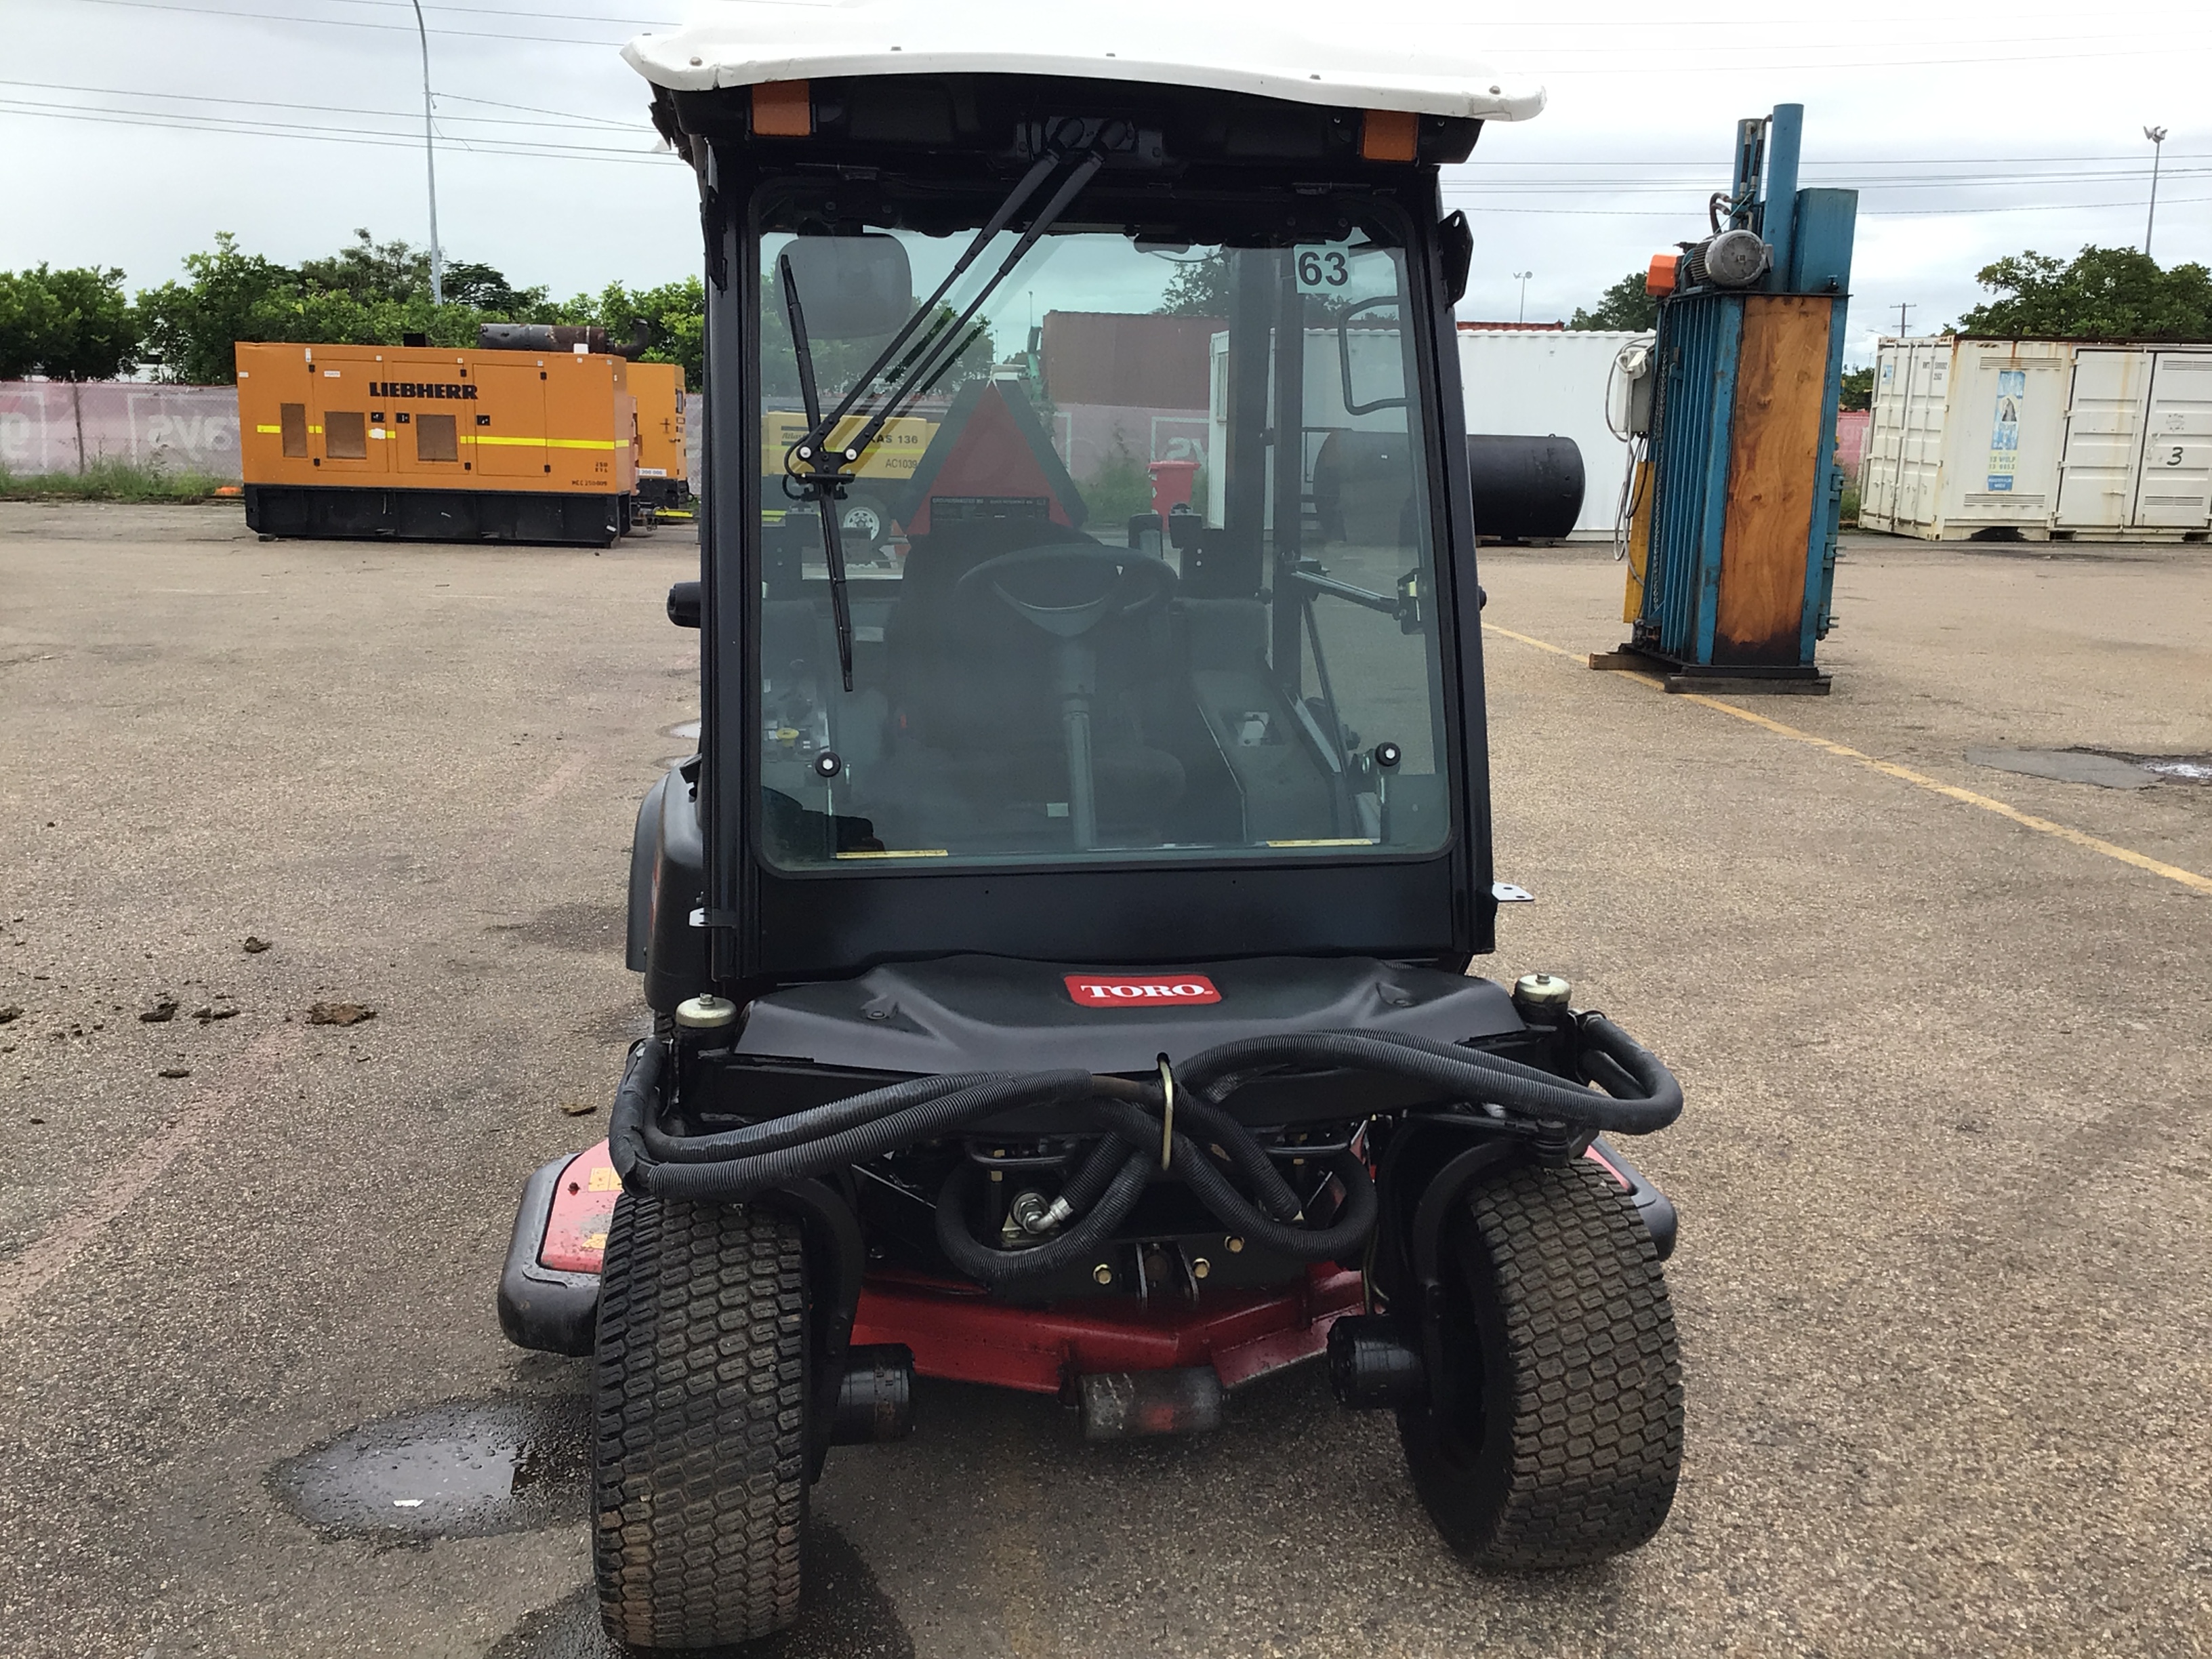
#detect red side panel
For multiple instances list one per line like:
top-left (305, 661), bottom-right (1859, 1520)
top-left (540, 1139), bottom-right (619, 1273)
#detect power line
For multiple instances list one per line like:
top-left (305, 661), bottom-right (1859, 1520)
top-left (0, 100), bottom-right (673, 164)
top-left (0, 78), bottom-right (649, 135)
top-left (65, 0), bottom-right (638, 46)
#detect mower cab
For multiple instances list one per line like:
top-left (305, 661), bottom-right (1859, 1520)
top-left (497, 7), bottom-right (1686, 1647)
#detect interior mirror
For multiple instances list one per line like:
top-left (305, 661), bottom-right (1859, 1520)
top-left (779, 234), bottom-right (913, 339)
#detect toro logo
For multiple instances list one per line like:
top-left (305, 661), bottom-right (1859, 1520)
top-left (1064, 974), bottom-right (1221, 1008)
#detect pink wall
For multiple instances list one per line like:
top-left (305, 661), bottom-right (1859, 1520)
top-left (1835, 409), bottom-right (1869, 476)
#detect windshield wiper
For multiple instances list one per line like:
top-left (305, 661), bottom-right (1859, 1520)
top-left (779, 251), bottom-right (856, 691)
top-left (778, 137), bottom-right (1113, 694)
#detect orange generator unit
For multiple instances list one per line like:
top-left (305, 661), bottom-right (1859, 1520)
top-left (627, 359), bottom-right (691, 514)
top-left (236, 328), bottom-right (638, 546)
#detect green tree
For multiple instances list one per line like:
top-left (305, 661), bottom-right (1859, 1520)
top-left (0, 264), bottom-right (138, 380)
top-left (1569, 270), bottom-right (1658, 331)
top-left (1156, 252), bottom-right (1231, 319)
top-left (1838, 366), bottom-right (1873, 412)
top-left (136, 230), bottom-right (579, 383)
top-left (565, 277), bottom-right (706, 382)
top-left (1957, 245), bottom-right (2212, 340)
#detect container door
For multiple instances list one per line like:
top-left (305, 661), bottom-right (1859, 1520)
top-left (2130, 352), bottom-right (2212, 529)
top-left (468, 359), bottom-right (548, 480)
top-left (1897, 340), bottom-right (1947, 529)
top-left (2053, 348), bottom-right (2148, 530)
top-left (1862, 344), bottom-right (1908, 527)
top-left (1949, 345), bottom-right (2066, 529)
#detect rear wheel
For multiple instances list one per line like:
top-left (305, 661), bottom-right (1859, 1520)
top-left (1399, 1159), bottom-right (1681, 1568)
top-left (594, 1193), bottom-right (810, 1648)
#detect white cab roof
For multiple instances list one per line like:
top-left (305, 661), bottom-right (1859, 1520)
top-left (623, 0), bottom-right (1544, 123)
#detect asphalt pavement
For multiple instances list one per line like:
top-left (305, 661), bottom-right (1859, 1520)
top-left (2, 504), bottom-right (2207, 1658)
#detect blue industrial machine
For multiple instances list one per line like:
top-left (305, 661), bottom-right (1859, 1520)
top-left (1605, 104), bottom-right (1858, 693)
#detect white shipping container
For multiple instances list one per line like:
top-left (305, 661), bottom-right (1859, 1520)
top-left (1862, 337), bottom-right (2212, 541)
top-left (1860, 336), bottom-right (2073, 539)
top-left (1457, 327), bottom-right (1650, 540)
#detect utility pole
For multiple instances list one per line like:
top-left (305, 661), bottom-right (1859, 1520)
top-left (2144, 125), bottom-right (2169, 259)
top-left (1894, 301), bottom-right (1914, 340)
top-left (410, 0), bottom-right (444, 305)
top-left (1513, 270), bottom-right (1532, 325)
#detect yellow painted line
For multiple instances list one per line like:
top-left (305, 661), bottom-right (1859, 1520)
top-left (1483, 621), bottom-right (2212, 898)
top-left (462, 434), bottom-right (619, 450)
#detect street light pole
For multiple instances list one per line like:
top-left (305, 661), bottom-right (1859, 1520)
top-left (1513, 270), bottom-right (1532, 325)
top-left (2144, 125), bottom-right (2168, 260)
top-left (411, 0), bottom-right (444, 305)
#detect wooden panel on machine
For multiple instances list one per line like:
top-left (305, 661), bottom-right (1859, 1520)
top-left (1715, 294), bottom-right (1832, 663)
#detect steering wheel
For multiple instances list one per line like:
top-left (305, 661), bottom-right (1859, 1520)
top-left (951, 546), bottom-right (1177, 639)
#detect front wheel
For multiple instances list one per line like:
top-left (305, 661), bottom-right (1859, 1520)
top-left (1399, 1159), bottom-right (1682, 1568)
top-left (594, 1193), bottom-right (811, 1647)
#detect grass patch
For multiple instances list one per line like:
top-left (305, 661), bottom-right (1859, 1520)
top-left (1839, 482), bottom-right (1861, 527)
top-left (1080, 442), bottom-right (1154, 531)
top-left (0, 457), bottom-right (233, 503)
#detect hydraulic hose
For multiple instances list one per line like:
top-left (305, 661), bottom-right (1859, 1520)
top-left (931, 1149), bottom-right (1152, 1286)
top-left (1178, 1025), bottom-right (1682, 1136)
top-left (640, 1069), bottom-right (1011, 1162)
top-left (1090, 1097), bottom-right (1375, 1265)
top-left (619, 1068), bottom-right (1103, 1202)
top-left (607, 1010), bottom-right (1681, 1277)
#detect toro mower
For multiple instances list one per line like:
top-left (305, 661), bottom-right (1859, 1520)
top-left (498, 6), bottom-right (1685, 1647)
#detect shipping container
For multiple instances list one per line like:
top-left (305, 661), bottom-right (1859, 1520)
top-left (1861, 336), bottom-right (2212, 541)
top-left (235, 340), bottom-right (636, 546)
top-left (2053, 346), bottom-right (2212, 536)
top-left (1458, 327), bottom-right (1650, 540)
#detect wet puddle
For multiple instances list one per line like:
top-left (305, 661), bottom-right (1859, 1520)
top-left (272, 1393), bottom-right (590, 1541)
top-left (667, 719), bottom-right (701, 744)
top-left (487, 1523), bottom-right (912, 1659)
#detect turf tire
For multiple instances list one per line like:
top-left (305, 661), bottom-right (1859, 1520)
top-left (1399, 1158), bottom-right (1682, 1568)
top-left (593, 1193), bottom-right (808, 1648)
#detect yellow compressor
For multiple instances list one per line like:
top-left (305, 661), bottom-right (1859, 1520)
top-left (627, 360), bottom-right (691, 516)
top-left (236, 328), bottom-right (638, 546)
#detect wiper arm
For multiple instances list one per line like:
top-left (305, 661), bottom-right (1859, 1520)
top-left (779, 251), bottom-right (855, 691)
top-left (798, 150), bottom-right (1061, 462)
top-left (842, 149), bottom-right (1107, 457)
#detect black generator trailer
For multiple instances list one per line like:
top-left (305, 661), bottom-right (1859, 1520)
top-left (497, 22), bottom-right (1687, 1651)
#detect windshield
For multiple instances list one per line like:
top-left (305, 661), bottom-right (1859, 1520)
top-left (754, 194), bottom-right (1451, 872)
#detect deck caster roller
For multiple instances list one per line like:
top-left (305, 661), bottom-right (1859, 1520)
top-left (1326, 1315), bottom-right (1426, 1410)
top-left (831, 1344), bottom-right (916, 1445)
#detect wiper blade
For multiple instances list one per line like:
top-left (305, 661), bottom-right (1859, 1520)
top-left (779, 251), bottom-right (855, 691)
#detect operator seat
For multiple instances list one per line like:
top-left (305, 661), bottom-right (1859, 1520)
top-left (871, 516), bottom-right (1185, 848)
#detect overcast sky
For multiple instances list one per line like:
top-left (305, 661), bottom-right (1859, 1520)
top-left (3, 0), bottom-right (2205, 365)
